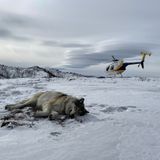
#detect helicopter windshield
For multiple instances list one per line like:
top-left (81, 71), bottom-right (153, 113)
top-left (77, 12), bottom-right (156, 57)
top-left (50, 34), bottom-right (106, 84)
top-left (106, 66), bottom-right (109, 71)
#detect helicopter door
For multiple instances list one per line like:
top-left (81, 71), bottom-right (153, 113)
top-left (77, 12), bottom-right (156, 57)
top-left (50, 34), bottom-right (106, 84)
top-left (114, 60), bottom-right (123, 70)
top-left (110, 65), bottom-right (114, 70)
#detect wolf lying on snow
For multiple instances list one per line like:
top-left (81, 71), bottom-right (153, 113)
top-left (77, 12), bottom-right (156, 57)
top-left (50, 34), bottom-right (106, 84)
top-left (5, 91), bottom-right (89, 120)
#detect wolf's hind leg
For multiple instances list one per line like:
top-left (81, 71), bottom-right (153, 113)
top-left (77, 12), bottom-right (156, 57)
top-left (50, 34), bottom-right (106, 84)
top-left (5, 98), bottom-right (34, 111)
top-left (5, 92), bottom-right (43, 111)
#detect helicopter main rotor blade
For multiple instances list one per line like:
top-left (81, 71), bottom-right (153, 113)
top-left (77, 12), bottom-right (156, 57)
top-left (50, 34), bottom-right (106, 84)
top-left (112, 56), bottom-right (119, 61)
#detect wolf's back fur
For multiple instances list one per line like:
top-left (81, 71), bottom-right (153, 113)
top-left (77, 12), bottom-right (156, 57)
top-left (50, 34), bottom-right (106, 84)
top-left (5, 91), bottom-right (89, 119)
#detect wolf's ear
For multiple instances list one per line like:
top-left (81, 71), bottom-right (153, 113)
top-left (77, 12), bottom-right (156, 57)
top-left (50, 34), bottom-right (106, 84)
top-left (79, 98), bottom-right (84, 104)
top-left (75, 98), bottom-right (85, 106)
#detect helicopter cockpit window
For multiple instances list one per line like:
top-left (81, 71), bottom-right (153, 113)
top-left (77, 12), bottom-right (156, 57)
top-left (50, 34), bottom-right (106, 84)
top-left (106, 66), bottom-right (109, 71)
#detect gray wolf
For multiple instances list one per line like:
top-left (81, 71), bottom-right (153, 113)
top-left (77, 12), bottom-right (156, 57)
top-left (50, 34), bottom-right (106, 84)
top-left (5, 91), bottom-right (89, 120)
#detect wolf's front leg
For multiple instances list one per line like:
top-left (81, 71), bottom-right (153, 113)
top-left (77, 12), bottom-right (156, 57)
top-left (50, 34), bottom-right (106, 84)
top-left (49, 110), bottom-right (68, 121)
top-left (34, 105), bottom-right (50, 118)
top-left (34, 111), bottom-right (50, 118)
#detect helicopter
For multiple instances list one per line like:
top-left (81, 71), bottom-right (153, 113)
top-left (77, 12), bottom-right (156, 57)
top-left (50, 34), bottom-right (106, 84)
top-left (106, 51), bottom-right (151, 76)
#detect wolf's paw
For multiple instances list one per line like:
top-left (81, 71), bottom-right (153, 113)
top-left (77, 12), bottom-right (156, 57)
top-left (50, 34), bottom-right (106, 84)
top-left (48, 113), bottom-right (58, 120)
top-left (5, 105), bottom-right (14, 111)
top-left (5, 105), bottom-right (10, 110)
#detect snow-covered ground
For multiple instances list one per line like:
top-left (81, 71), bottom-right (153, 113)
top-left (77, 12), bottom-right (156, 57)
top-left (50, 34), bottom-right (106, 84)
top-left (0, 77), bottom-right (160, 160)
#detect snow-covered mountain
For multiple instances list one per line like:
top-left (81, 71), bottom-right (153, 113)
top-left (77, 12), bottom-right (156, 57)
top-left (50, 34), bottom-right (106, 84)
top-left (0, 64), bottom-right (84, 79)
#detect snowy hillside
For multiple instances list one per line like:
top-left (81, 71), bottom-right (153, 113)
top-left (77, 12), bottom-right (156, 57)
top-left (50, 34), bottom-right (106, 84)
top-left (0, 64), bottom-right (84, 79)
top-left (0, 77), bottom-right (160, 160)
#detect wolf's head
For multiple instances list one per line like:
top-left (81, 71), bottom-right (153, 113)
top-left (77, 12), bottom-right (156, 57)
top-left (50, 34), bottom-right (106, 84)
top-left (68, 98), bottom-right (89, 118)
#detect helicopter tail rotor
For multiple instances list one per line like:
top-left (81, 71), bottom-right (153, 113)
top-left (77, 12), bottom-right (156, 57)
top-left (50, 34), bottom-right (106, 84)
top-left (139, 61), bottom-right (144, 69)
top-left (138, 51), bottom-right (151, 69)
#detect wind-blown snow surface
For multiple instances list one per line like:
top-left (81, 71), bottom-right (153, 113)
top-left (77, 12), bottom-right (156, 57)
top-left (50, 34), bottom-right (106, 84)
top-left (0, 77), bottom-right (160, 160)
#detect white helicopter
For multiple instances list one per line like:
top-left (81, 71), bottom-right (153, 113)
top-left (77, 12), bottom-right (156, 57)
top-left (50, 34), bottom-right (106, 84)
top-left (106, 51), bottom-right (151, 76)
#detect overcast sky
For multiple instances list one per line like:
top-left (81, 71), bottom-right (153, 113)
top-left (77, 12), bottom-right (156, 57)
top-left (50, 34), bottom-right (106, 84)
top-left (0, 0), bottom-right (159, 77)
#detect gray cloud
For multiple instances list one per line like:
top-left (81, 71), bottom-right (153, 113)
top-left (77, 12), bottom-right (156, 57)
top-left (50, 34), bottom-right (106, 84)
top-left (0, 28), bottom-right (11, 38)
top-left (0, 0), bottom-right (159, 76)
top-left (0, 28), bottom-right (31, 41)
top-left (42, 40), bottom-right (91, 48)
top-left (0, 10), bottom-right (41, 43)
top-left (0, 10), bottom-right (35, 28)
top-left (0, 11), bottom-right (35, 42)
top-left (65, 42), bottom-right (159, 68)
top-left (2, 15), bottom-right (32, 27)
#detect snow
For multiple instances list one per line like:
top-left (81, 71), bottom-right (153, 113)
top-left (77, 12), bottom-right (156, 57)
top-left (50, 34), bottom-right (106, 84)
top-left (0, 77), bottom-right (160, 160)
